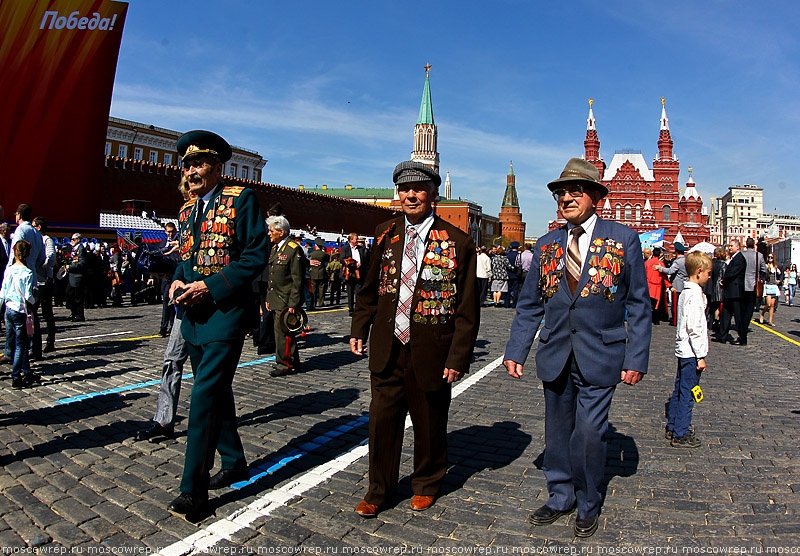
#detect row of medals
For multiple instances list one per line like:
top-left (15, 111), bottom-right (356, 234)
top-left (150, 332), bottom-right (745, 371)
top-left (539, 240), bottom-right (564, 299)
top-left (539, 239), bottom-right (624, 303)
top-left (193, 215), bottom-right (235, 276)
top-left (414, 240), bottom-right (457, 325)
top-left (581, 240), bottom-right (624, 302)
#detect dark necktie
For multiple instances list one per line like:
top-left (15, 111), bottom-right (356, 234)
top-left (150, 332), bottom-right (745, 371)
top-left (194, 200), bottom-right (204, 231)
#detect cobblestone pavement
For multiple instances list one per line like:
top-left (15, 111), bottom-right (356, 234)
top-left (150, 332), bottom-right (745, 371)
top-left (0, 296), bottom-right (799, 554)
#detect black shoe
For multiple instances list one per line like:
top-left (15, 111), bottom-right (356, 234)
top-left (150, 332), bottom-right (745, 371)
top-left (269, 366), bottom-right (295, 377)
top-left (43, 344), bottom-right (56, 353)
top-left (159, 329), bottom-right (168, 337)
top-left (665, 429), bottom-right (673, 440)
top-left (732, 338), bottom-right (747, 346)
top-left (529, 503), bottom-right (576, 525)
top-left (12, 375), bottom-right (34, 389)
top-left (574, 515), bottom-right (599, 538)
top-left (28, 372), bottom-right (42, 383)
top-left (74, 316), bottom-right (86, 322)
top-left (671, 430), bottom-right (701, 448)
top-left (136, 423), bottom-right (174, 442)
top-left (168, 492), bottom-right (208, 522)
top-left (208, 468), bottom-right (249, 489)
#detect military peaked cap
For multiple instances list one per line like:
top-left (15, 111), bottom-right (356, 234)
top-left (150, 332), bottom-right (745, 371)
top-left (177, 130), bottom-right (233, 163)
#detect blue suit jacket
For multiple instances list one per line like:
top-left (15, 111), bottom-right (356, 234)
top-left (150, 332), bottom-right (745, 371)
top-left (504, 217), bottom-right (651, 387)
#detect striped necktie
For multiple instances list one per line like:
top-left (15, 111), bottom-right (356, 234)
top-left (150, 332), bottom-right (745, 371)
top-left (394, 225), bottom-right (418, 344)
top-left (566, 226), bottom-right (584, 294)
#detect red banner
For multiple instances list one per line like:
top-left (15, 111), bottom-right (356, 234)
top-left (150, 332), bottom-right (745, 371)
top-left (0, 0), bottom-right (127, 225)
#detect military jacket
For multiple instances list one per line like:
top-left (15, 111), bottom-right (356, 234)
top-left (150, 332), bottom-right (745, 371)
top-left (267, 239), bottom-right (305, 311)
top-left (174, 182), bottom-right (267, 344)
top-left (308, 248), bottom-right (329, 281)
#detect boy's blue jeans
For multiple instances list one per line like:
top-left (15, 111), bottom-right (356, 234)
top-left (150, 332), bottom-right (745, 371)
top-left (667, 357), bottom-right (701, 438)
top-left (5, 309), bottom-right (31, 380)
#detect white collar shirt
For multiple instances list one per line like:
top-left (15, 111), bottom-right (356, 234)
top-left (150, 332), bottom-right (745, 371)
top-left (675, 281), bottom-right (709, 359)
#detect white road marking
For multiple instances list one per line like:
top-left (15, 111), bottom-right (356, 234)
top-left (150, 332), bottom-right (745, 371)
top-left (56, 331), bottom-right (134, 342)
top-left (158, 354), bottom-right (507, 556)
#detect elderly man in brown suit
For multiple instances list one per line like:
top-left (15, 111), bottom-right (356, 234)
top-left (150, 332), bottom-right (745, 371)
top-left (350, 161), bottom-right (480, 517)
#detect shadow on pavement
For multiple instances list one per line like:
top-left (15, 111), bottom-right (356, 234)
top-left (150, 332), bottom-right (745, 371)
top-left (238, 388), bottom-right (360, 427)
top-left (438, 421), bottom-right (532, 497)
top-left (0, 392), bottom-right (149, 466)
top-left (213, 412), bottom-right (370, 509)
top-left (530, 422), bottom-right (638, 505)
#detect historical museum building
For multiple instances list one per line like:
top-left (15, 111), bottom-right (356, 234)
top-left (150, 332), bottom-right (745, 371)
top-left (549, 99), bottom-right (710, 250)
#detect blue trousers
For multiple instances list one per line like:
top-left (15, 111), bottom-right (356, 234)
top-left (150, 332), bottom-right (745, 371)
top-left (543, 354), bottom-right (615, 519)
top-left (4, 309), bottom-right (31, 380)
top-left (667, 357), bottom-right (701, 437)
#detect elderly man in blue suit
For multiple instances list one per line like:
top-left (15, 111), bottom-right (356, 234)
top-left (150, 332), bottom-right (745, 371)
top-left (504, 158), bottom-right (651, 538)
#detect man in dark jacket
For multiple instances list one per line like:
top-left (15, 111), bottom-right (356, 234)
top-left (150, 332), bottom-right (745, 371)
top-left (341, 233), bottom-right (369, 315)
top-left (350, 161), bottom-right (480, 518)
top-left (168, 130), bottom-right (267, 520)
top-left (308, 238), bottom-right (329, 309)
top-left (66, 234), bottom-right (87, 322)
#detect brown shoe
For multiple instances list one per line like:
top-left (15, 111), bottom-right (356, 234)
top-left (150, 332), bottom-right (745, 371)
top-left (355, 500), bottom-right (379, 518)
top-left (410, 495), bottom-right (435, 511)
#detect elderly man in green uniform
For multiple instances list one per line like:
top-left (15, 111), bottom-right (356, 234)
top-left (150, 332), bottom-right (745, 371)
top-left (168, 130), bottom-right (267, 520)
top-left (266, 215), bottom-right (305, 377)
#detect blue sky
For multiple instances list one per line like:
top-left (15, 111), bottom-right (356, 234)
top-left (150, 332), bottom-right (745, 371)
top-left (110, 0), bottom-right (800, 235)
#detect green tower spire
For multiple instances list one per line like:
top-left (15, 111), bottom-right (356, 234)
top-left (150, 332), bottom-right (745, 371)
top-left (502, 161), bottom-right (519, 208)
top-left (417, 64), bottom-right (434, 125)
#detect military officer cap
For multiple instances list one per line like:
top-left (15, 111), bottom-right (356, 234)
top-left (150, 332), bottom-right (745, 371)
top-left (673, 242), bottom-right (687, 253)
top-left (547, 158), bottom-right (609, 197)
top-left (279, 307), bottom-right (308, 337)
top-left (393, 161), bottom-right (442, 188)
top-left (177, 130), bottom-right (233, 163)
top-left (315, 238), bottom-right (326, 248)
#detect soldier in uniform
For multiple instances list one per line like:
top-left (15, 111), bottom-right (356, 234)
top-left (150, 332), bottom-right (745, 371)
top-left (350, 161), bottom-right (480, 517)
top-left (308, 238), bottom-right (329, 309)
top-left (167, 130), bottom-right (267, 520)
top-left (265, 215), bottom-right (305, 377)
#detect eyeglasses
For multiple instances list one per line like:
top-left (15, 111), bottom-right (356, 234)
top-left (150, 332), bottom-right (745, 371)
top-left (182, 160), bottom-right (209, 170)
top-left (552, 184), bottom-right (585, 201)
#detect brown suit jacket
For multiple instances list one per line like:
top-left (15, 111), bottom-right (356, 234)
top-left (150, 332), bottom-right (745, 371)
top-left (351, 215), bottom-right (480, 391)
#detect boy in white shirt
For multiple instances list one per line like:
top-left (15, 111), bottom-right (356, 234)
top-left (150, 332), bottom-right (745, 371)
top-left (666, 251), bottom-right (712, 448)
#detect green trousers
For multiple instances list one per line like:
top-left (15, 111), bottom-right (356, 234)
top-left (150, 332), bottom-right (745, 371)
top-left (180, 338), bottom-right (246, 493)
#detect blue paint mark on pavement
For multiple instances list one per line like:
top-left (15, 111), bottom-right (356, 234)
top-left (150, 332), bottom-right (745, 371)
top-left (55, 356), bottom-right (275, 405)
top-left (229, 413), bottom-right (370, 489)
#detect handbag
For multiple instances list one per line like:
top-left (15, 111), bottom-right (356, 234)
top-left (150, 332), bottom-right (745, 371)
top-left (755, 279), bottom-right (764, 298)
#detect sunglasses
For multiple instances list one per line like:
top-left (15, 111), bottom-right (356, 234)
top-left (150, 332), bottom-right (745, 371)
top-left (552, 184), bottom-right (586, 201)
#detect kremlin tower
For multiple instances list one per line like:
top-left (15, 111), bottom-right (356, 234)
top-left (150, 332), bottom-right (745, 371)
top-left (549, 98), bottom-right (709, 249)
top-left (499, 162), bottom-right (525, 244)
top-left (411, 63), bottom-right (439, 173)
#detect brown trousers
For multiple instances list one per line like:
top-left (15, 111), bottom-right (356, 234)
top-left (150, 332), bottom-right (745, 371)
top-left (365, 339), bottom-right (451, 506)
